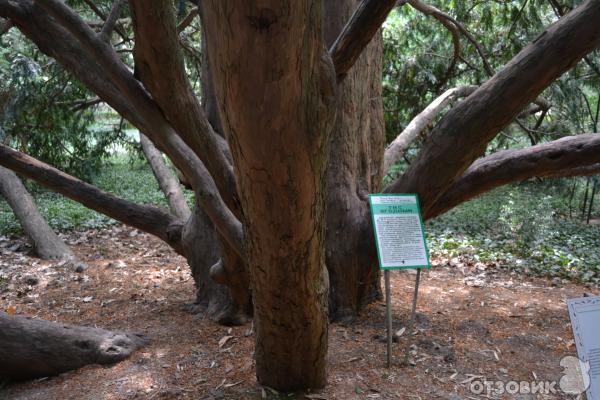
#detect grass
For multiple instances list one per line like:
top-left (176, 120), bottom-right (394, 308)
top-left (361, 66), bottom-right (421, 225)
top-left (1, 158), bottom-right (598, 282)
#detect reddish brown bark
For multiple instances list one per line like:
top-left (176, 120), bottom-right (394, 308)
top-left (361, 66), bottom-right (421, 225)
top-left (324, 0), bottom-right (385, 322)
top-left (201, 2), bottom-right (335, 390)
top-left (0, 144), bottom-right (184, 253)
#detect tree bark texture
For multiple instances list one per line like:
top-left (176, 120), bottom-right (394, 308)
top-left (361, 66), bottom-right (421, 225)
top-left (323, 0), bottom-right (385, 322)
top-left (201, 1), bottom-right (335, 390)
top-left (181, 205), bottom-right (252, 325)
top-left (0, 313), bottom-right (147, 380)
top-left (0, 165), bottom-right (73, 261)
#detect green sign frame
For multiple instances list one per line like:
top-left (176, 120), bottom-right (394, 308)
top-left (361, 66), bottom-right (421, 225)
top-left (369, 193), bottom-right (430, 270)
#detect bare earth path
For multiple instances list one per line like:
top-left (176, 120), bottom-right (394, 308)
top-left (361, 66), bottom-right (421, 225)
top-left (0, 225), bottom-right (596, 399)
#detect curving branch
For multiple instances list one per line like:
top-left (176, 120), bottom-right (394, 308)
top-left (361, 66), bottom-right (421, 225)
top-left (407, 0), bottom-right (494, 76)
top-left (384, 83), bottom-right (554, 175)
top-left (427, 134), bottom-right (600, 219)
top-left (385, 0), bottom-right (600, 216)
top-left (330, 0), bottom-right (405, 81)
top-left (406, 0), bottom-right (460, 87)
top-left (384, 85), bottom-right (478, 174)
top-left (34, 0), bottom-right (237, 212)
top-left (0, 144), bottom-right (184, 253)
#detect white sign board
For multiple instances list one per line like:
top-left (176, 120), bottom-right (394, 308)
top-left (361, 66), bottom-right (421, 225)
top-left (567, 296), bottom-right (600, 399)
top-left (369, 194), bottom-right (429, 270)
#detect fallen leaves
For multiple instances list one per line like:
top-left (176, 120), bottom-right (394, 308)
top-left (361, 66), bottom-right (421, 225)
top-left (218, 335), bottom-right (234, 349)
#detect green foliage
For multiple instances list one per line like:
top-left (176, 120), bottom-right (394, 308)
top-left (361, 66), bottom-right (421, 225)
top-left (427, 180), bottom-right (600, 283)
top-left (382, 0), bottom-right (600, 159)
top-left (0, 25), bottom-right (129, 181)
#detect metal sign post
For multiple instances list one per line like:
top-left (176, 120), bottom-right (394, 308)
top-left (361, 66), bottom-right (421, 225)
top-left (369, 194), bottom-right (430, 368)
top-left (384, 269), bottom-right (393, 368)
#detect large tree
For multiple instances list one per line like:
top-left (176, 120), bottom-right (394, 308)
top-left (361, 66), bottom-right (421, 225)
top-left (1, 0), bottom-right (599, 391)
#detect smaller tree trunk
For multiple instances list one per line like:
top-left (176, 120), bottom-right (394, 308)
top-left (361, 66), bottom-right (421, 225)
top-left (0, 165), bottom-right (73, 261)
top-left (139, 132), bottom-right (191, 221)
top-left (568, 180), bottom-right (577, 218)
top-left (0, 313), bottom-right (147, 380)
top-left (581, 177), bottom-right (591, 220)
top-left (587, 179), bottom-right (597, 224)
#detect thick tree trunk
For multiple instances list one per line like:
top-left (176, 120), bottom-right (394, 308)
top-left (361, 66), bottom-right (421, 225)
top-left (201, 2), bottom-right (335, 390)
top-left (0, 313), bottom-right (147, 380)
top-left (0, 165), bottom-right (73, 261)
top-left (324, 0), bottom-right (385, 322)
top-left (139, 132), bottom-right (191, 221)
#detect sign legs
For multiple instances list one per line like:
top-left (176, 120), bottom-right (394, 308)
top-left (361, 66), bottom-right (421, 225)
top-left (385, 269), bottom-right (393, 368)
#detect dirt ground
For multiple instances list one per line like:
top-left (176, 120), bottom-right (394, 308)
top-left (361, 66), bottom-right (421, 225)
top-left (0, 225), bottom-right (597, 400)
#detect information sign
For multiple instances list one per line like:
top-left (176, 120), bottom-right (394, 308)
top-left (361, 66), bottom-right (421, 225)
top-left (369, 194), bottom-right (429, 269)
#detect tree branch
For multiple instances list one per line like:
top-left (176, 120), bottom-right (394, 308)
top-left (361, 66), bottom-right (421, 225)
top-left (80, 0), bottom-right (129, 42)
top-left (405, 0), bottom-right (461, 88)
top-left (330, 0), bottom-right (405, 81)
top-left (177, 7), bottom-right (199, 33)
top-left (0, 165), bottom-right (74, 261)
top-left (385, 0), bottom-right (600, 215)
top-left (140, 132), bottom-right (191, 221)
top-left (128, 0), bottom-right (238, 213)
top-left (407, 0), bottom-right (494, 76)
top-left (0, 144), bottom-right (184, 253)
top-left (1, 1), bottom-right (244, 254)
top-left (427, 134), bottom-right (600, 219)
top-left (384, 85), bottom-right (478, 174)
top-left (99, 0), bottom-right (125, 42)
